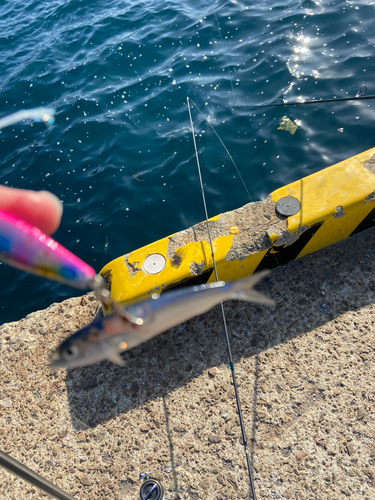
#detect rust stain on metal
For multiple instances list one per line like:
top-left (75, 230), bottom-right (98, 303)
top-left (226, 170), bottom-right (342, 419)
top-left (123, 255), bottom-right (141, 276)
top-left (100, 270), bottom-right (112, 291)
top-left (170, 249), bottom-right (183, 269)
top-left (333, 206), bottom-right (345, 218)
top-left (190, 261), bottom-right (205, 275)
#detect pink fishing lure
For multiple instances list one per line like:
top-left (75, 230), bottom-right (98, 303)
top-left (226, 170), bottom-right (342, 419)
top-left (0, 208), bottom-right (96, 289)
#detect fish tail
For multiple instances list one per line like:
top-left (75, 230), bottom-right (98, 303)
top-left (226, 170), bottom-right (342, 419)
top-left (230, 270), bottom-right (275, 305)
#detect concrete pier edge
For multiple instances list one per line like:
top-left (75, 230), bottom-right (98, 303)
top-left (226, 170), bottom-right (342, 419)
top-left (0, 225), bottom-right (374, 499)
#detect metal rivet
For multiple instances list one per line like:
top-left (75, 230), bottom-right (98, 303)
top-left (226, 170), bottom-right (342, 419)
top-left (229, 226), bottom-right (239, 235)
top-left (143, 254), bottom-right (166, 275)
top-left (275, 196), bottom-right (301, 216)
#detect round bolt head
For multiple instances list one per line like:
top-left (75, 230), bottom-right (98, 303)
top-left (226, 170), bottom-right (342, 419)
top-left (229, 226), bottom-right (239, 235)
top-left (276, 196), bottom-right (301, 216)
top-left (143, 254), bottom-right (166, 275)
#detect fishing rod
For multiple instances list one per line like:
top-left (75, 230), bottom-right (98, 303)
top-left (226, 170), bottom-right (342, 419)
top-left (1, 448), bottom-right (175, 500)
top-left (249, 85), bottom-right (374, 108)
top-left (0, 450), bottom-right (77, 500)
top-left (187, 97), bottom-right (258, 500)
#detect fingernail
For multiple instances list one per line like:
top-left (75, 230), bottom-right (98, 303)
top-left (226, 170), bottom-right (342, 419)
top-left (39, 191), bottom-right (63, 218)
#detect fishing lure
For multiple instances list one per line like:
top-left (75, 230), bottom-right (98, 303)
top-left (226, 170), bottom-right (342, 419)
top-left (0, 107), bottom-right (100, 291)
top-left (49, 271), bottom-right (274, 369)
top-left (0, 107), bottom-right (55, 129)
top-left (0, 209), bottom-right (144, 325)
top-left (0, 208), bottom-right (97, 289)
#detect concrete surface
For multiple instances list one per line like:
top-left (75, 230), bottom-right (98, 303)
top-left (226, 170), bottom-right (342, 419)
top-left (0, 227), bottom-right (374, 500)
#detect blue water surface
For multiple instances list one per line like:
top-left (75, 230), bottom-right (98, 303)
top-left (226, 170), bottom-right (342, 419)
top-left (0, 0), bottom-right (375, 324)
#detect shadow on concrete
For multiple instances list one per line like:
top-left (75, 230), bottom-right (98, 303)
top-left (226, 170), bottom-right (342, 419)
top-left (65, 227), bottom-right (375, 430)
top-left (63, 227), bottom-right (375, 495)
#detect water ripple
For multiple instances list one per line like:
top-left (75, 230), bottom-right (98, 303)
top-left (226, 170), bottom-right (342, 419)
top-left (1, 0), bottom-right (375, 322)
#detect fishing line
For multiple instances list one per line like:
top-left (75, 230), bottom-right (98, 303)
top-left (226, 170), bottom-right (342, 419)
top-left (214, 13), bottom-right (237, 106)
top-left (187, 97), bottom-right (257, 500)
top-left (242, 85), bottom-right (374, 108)
top-left (187, 98), bottom-right (252, 202)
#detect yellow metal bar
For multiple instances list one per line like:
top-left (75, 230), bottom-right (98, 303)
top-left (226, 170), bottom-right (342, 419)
top-left (100, 147), bottom-right (375, 306)
top-left (270, 148), bottom-right (375, 256)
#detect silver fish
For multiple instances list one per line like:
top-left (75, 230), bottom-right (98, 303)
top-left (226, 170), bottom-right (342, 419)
top-left (50, 270), bottom-right (274, 369)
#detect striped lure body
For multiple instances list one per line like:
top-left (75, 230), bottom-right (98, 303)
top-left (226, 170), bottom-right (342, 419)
top-left (0, 209), bottom-right (96, 289)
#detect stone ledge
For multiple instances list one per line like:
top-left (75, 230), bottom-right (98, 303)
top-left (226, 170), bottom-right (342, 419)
top-left (0, 227), bottom-right (374, 499)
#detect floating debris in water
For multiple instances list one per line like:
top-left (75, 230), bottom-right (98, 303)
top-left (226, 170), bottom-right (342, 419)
top-left (277, 116), bottom-right (301, 135)
top-left (133, 172), bottom-right (145, 182)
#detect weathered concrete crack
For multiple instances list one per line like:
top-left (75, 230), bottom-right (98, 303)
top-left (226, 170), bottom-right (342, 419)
top-left (363, 153), bottom-right (375, 174)
top-left (267, 223), bottom-right (310, 247)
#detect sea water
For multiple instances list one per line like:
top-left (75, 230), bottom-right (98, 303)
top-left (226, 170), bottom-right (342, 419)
top-left (0, 0), bottom-right (375, 323)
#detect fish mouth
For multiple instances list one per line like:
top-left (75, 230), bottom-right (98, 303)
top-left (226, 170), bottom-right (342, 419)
top-left (49, 351), bottom-right (69, 370)
top-left (49, 348), bottom-right (109, 370)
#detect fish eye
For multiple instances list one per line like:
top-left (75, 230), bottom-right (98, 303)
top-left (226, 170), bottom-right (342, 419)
top-left (62, 344), bottom-right (79, 360)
